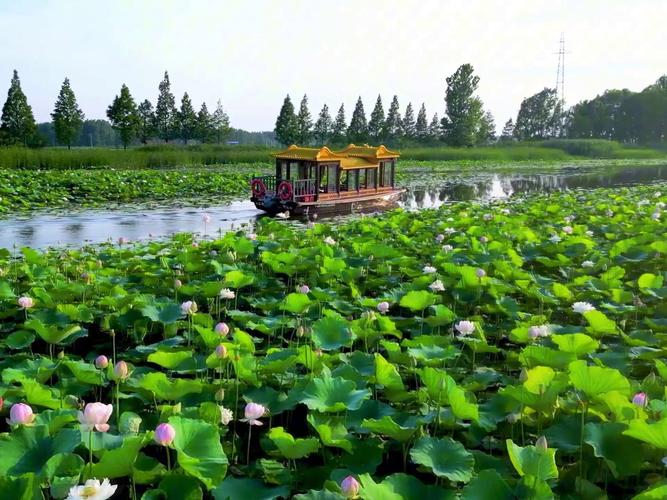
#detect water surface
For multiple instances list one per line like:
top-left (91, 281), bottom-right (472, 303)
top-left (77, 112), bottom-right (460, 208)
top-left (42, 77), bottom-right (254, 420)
top-left (1, 164), bottom-right (665, 249)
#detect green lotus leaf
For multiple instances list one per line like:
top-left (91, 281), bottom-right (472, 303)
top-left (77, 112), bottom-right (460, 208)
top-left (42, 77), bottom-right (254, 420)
top-left (361, 416), bottom-right (417, 442)
top-left (0, 473), bottom-right (42, 500)
top-left (551, 333), bottom-right (599, 356)
top-left (223, 269), bottom-right (254, 289)
top-left (141, 303), bottom-right (183, 324)
top-left (400, 290), bottom-right (438, 312)
top-left (311, 316), bottom-right (353, 351)
top-left (134, 372), bottom-right (203, 401)
top-left (306, 414), bottom-right (353, 453)
top-left (147, 348), bottom-right (196, 370)
top-left (294, 490), bottom-right (345, 500)
top-left (632, 480), bottom-right (667, 500)
top-left (568, 360), bottom-right (631, 398)
top-left (410, 436), bottom-right (474, 482)
top-left (302, 374), bottom-right (371, 412)
top-left (158, 474), bottom-right (203, 500)
top-left (91, 436), bottom-right (144, 479)
top-left (133, 453), bottom-right (165, 485)
top-left (282, 292), bottom-right (312, 314)
top-left (638, 273), bottom-right (663, 289)
top-left (266, 426), bottom-right (320, 459)
top-left (523, 366), bottom-right (555, 394)
top-left (5, 330), bottom-right (35, 350)
top-left (374, 353), bottom-right (405, 399)
top-left (583, 310), bottom-right (617, 336)
top-left (420, 367), bottom-right (479, 421)
top-left (0, 425), bottom-right (80, 477)
top-left (358, 472), bottom-right (453, 500)
top-left (623, 418), bottom-right (667, 449)
top-left (506, 439), bottom-right (558, 481)
top-left (461, 469), bottom-right (513, 500)
top-left (212, 477), bottom-right (289, 500)
top-left (25, 318), bottom-right (82, 345)
top-left (169, 416), bottom-right (228, 490)
top-left (63, 359), bottom-right (105, 385)
top-left (584, 422), bottom-right (643, 478)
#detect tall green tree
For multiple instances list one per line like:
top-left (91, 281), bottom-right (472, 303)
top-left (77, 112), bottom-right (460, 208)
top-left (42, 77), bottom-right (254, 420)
top-left (415, 103), bottom-right (428, 141)
top-left (51, 77), bottom-right (85, 149)
top-left (331, 104), bottom-right (347, 145)
top-left (296, 94), bottom-right (312, 145)
top-left (1, 70), bottom-right (36, 146)
top-left (402, 102), bottom-right (416, 140)
top-left (137, 99), bottom-right (155, 144)
top-left (499, 118), bottom-right (515, 142)
top-left (514, 87), bottom-right (561, 140)
top-left (428, 113), bottom-right (441, 141)
top-left (441, 63), bottom-right (484, 147)
top-left (347, 97), bottom-right (368, 143)
top-left (155, 71), bottom-right (177, 142)
top-left (368, 95), bottom-right (385, 143)
top-left (384, 95), bottom-right (402, 144)
top-left (106, 84), bottom-right (139, 149)
top-left (178, 92), bottom-right (198, 143)
top-left (313, 104), bottom-right (333, 145)
top-left (477, 110), bottom-right (496, 144)
top-left (274, 94), bottom-right (298, 146)
top-left (196, 102), bottom-right (213, 143)
top-left (211, 100), bottom-right (231, 144)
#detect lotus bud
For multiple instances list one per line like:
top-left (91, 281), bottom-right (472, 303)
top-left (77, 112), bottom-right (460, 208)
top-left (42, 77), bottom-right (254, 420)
top-left (174, 279), bottom-right (182, 289)
top-left (7, 403), bottom-right (36, 426)
top-left (154, 423), bottom-right (176, 446)
top-left (377, 301), bottom-right (390, 314)
top-left (535, 436), bottom-right (548, 451)
top-left (64, 395), bottom-right (79, 407)
top-left (296, 326), bottom-right (306, 337)
top-left (127, 415), bottom-right (142, 434)
top-left (215, 388), bottom-right (225, 402)
top-left (114, 360), bottom-right (129, 381)
top-left (95, 355), bottom-right (109, 369)
top-left (519, 368), bottom-right (528, 383)
top-left (215, 322), bottom-right (230, 336)
top-left (298, 284), bottom-right (310, 294)
top-left (57, 350), bottom-right (65, 359)
top-left (475, 268), bottom-right (486, 278)
top-left (632, 392), bottom-right (648, 408)
top-left (215, 345), bottom-right (228, 359)
top-left (17, 296), bottom-right (34, 309)
top-left (0, 397), bottom-right (3, 412)
top-left (341, 475), bottom-right (360, 498)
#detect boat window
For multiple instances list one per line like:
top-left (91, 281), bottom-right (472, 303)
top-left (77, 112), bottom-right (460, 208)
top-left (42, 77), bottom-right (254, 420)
top-left (367, 168), bottom-right (376, 189)
top-left (327, 165), bottom-right (337, 193)
top-left (359, 169), bottom-right (367, 189)
top-left (383, 161), bottom-right (392, 187)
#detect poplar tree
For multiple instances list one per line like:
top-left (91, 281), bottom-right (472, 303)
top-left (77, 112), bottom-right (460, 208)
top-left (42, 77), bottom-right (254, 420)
top-left (313, 104), bottom-right (333, 145)
top-left (500, 118), bottom-right (515, 141)
top-left (0, 70), bottom-right (36, 146)
top-left (296, 94), bottom-right (312, 145)
top-left (51, 77), bottom-right (85, 149)
top-left (196, 102), bottom-right (213, 143)
top-left (415, 103), bottom-right (428, 141)
top-left (155, 71), bottom-right (177, 142)
top-left (178, 92), bottom-right (198, 143)
top-left (428, 113), bottom-right (441, 141)
top-left (368, 95), bottom-right (385, 143)
top-left (402, 102), bottom-right (416, 140)
top-left (347, 97), bottom-right (368, 143)
top-left (137, 99), bottom-right (155, 144)
top-left (331, 104), bottom-right (347, 145)
top-left (274, 94), bottom-right (298, 145)
top-left (106, 84), bottom-right (139, 149)
top-left (384, 95), bottom-right (402, 144)
top-left (212, 100), bottom-right (231, 144)
top-left (477, 110), bottom-right (496, 144)
top-left (441, 63), bottom-right (484, 147)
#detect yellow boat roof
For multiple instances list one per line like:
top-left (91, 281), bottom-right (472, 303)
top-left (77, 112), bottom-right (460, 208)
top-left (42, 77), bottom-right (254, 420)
top-left (273, 144), bottom-right (400, 166)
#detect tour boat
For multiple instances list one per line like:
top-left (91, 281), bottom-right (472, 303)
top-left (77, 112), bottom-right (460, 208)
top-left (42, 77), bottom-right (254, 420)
top-left (250, 144), bottom-right (404, 216)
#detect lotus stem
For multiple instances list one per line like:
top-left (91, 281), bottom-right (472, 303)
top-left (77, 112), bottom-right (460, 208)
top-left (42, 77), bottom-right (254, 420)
top-left (165, 446), bottom-right (171, 471)
top-left (246, 425), bottom-right (252, 465)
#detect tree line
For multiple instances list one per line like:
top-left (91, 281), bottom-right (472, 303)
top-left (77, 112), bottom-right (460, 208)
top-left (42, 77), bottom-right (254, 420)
top-left (0, 71), bottom-right (232, 149)
top-left (274, 64), bottom-right (495, 148)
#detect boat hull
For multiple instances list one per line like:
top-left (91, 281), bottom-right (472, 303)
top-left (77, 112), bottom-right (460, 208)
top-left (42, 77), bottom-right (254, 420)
top-left (252, 189), bottom-right (405, 217)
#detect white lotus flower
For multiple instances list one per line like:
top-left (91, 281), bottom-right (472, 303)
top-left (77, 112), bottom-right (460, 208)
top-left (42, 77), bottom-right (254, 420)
top-left (219, 406), bottom-right (233, 425)
top-left (582, 260), bottom-right (594, 268)
top-left (435, 234), bottom-right (445, 243)
top-left (572, 301), bottom-right (595, 314)
top-left (442, 244), bottom-right (453, 252)
top-left (429, 280), bottom-right (445, 292)
top-left (585, 230), bottom-right (594, 237)
top-left (528, 325), bottom-right (550, 338)
top-left (423, 265), bottom-right (437, 274)
top-left (324, 236), bottom-right (336, 245)
top-left (219, 288), bottom-right (235, 299)
top-left (549, 235), bottom-right (561, 243)
top-left (455, 320), bottom-right (475, 336)
top-left (652, 210), bottom-right (661, 220)
top-left (483, 213), bottom-right (493, 221)
top-left (562, 225), bottom-right (573, 234)
top-left (66, 478), bottom-right (117, 500)
top-left (444, 227), bottom-right (456, 235)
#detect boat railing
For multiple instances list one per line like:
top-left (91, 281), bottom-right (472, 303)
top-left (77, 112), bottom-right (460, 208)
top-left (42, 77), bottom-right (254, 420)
top-left (255, 175), bottom-right (276, 194)
top-left (293, 178), bottom-right (317, 201)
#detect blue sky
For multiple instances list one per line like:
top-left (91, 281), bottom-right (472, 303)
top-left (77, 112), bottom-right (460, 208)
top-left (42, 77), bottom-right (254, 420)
top-left (1, 0), bottom-right (665, 131)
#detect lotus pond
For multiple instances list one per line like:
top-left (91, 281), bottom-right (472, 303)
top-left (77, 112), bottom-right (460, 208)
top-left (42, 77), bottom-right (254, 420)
top-left (0, 183), bottom-right (666, 499)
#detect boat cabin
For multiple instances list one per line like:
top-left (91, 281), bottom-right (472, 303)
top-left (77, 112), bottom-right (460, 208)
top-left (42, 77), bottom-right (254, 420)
top-left (250, 144), bottom-right (401, 214)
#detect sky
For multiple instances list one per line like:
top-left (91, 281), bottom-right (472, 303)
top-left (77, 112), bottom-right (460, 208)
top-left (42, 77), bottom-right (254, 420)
top-left (1, 0), bottom-right (665, 132)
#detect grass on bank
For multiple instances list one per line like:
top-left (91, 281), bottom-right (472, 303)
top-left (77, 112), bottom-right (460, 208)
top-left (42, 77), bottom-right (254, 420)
top-left (0, 140), bottom-right (664, 170)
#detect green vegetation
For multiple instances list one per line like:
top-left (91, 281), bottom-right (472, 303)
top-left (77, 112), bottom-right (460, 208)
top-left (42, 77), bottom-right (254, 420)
top-left (0, 184), bottom-right (665, 498)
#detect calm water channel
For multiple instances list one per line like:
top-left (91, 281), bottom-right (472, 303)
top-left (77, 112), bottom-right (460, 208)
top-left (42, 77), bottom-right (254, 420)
top-left (1, 164), bottom-right (666, 249)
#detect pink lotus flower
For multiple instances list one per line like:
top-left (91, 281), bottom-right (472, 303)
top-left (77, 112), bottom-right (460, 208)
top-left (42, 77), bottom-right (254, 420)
top-left (215, 345), bottom-right (228, 358)
top-left (341, 475), bottom-right (360, 498)
top-left (174, 279), bottom-right (182, 289)
top-left (95, 355), bottom-right (109, 369)
top-left (118, 237), bottom-right (128, 245)
top-left (562, 225), bottom-right (573, 234)
top-left (241, 402), bottom-right (266, 426)
top-left (475, 268), bottom-right (486, 278)
top-left (377, 301), bottom-right (390, 314)
top-left (429, 280), bottom-right (445, 292)
top-left (248, 233), bottom-right (257, 240)
top-left (528, 325), bottom-right (550, 339)
top-left (215, 322), bottom-right (230, 336)
top-left (113, 360), bottom-right (129, 380)
top-left (298, 285), bottom-right (310, 294)
top-left (154, 423), bottom-right (176, 446)
top-left (479, 236), bottom-right (488, 243)
top-left (455, 320), bottom-right (475, 336)
top-left (18, 296), bottom-right (34, 309)
top-left (181, 300), bottom-right (198, 315)
top-left (435, 234), bottom-right (445, 243)
top-left (632, 392), bottom-right (648, 407)
top-left (202, 213), bottom-right (211, 224)
top-left (78, 402), bottom-right (113, 432)
top-left (7, 403), bottom-right (35, 426)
